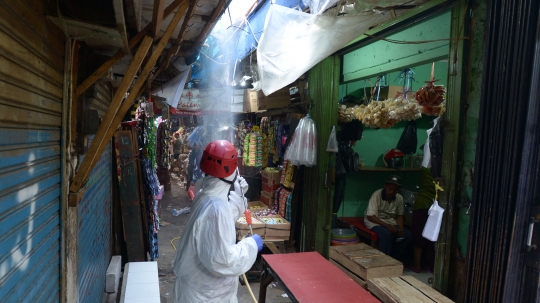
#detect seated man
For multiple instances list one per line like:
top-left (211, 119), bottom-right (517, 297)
top-left (364, 175), bottom-right (412, 259)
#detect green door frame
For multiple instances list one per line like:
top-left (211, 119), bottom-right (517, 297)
top-left (335, 0), bottom-right (469, 295)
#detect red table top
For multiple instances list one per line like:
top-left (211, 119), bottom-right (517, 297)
top-left (262, 252), bottom-right (380, 303)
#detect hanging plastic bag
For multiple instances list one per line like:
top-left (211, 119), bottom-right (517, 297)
top-left (396, 120), bottom-right (418, 154)
top-left (285, 115), bottom-right (317, 166)
top-left (422, 200), bottom-right (445, 241)
top-left (326, 126), bottom-right (338, 152)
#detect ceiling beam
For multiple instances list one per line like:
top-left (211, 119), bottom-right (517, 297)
top-left (70, 2), bottom-right (189, 195)
top-left (69, 36), bottom-right (153, 195)
top-left (193, 0), bottom-right (227, 50)
top-left (112, 0), bottom-right (130, 52)
top-left (150, 0), bottom-right (196, 82)
top-left (124, 0), bottom-right (142, 32)
top-left (151, 0), bottom-right (166, 38)
top-left (74, 0), bottom-right (188, 98)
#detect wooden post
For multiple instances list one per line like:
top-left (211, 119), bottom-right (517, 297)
top-left (74, 0), bottom-right (188, 98)
top-left (69, 36), bottom-right (153, 194)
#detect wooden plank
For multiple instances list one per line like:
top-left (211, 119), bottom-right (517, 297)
top-left (330, 259), bottom-right (367, 289)
top-left (401, 276), bottom-right (454, 303)
top-left (151, 0), bottom-right (166, 38)
top-left (332, 242), bottom-right (372, 253)
top-left (390, 277), bottom-right (436, 303)
top-left (74, 0), bottom-right (188, 98)
top-left (112, 0), bottom-right (130, 52)
top-left (68, 188), bottom-right (85, 207)
top-left (343, 248), bottom-right (384, 259)
top-left (264, 242), bottom-right (281, 255)
top-left (354, 255), bottom-right (402, 280)
top-left (69, 36), bottom-right (153, 194)
top-left (124, 0), bottom-right (142, 31)
top-left (368, 278), bottom-right (400, 303)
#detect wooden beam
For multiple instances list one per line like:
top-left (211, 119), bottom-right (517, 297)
top-left (70, 40), bottom-right (80, 144)
top-left (69, 36), bottom-right (153, 194)
top-left (151, 0), bottom-right (166, 38)
top-left (150, 1), bottom-right (196, 82)
top-left (74, 0), bottom-right (188, 98)
top-left (193, 0), bottom-right (227, 49)
top-left (70, 2), bottom-right (189, 195)
top-left (124, 0), bottom-right (142, 31)
top-left (112, 0), bottom-right (130, 52)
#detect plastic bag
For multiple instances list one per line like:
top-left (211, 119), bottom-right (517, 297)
top-left (396, 120), bottom-right (418, 154)
top-left (257, 5), bottom-right (385, 95)
top-left (326, 126), bottom-right (338, 152)
top-left (284, 115), bottom-right (317, 166)
top-left (422, 200), bottom-right (445, 241)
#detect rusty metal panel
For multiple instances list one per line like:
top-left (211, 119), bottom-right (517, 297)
top-left (77, 135), bottom-right (113, 303)
top-left (0, 1), bottom-right (64, 302)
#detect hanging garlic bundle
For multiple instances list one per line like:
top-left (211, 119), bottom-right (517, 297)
top-left (338, 105), bottom-right (355, 123)
top-left (415, 62), bottom-right (446, 116)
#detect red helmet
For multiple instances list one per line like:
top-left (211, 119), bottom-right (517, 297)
top-left (383, 148), bottom-right (405, 168)
top-left (200, 140), bottom-right (238, 178)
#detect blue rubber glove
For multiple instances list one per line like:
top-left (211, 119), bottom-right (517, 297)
top-left (251, 234), bottom-right (263, 252)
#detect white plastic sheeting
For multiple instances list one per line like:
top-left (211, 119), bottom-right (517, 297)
top-left (153, 67), bottom-right (191, 108)
top-left (257, 5), bottom-right (386, 95)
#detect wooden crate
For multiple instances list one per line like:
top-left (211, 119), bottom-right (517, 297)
top-left (368, 276), bottom-right (454, 303)
top-left (330, 243), bottom-right (403, 286)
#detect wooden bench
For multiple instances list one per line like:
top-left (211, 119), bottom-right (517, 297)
top-left (338, 217), bottom-right (379, 248)
top-left (329, 243), bottom-right (402, 289)
top-left (368, 276), bottom-right (454, 303)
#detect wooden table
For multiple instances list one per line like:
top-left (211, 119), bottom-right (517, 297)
top-left (368, 276), bottom-right (454, 303)
top-left (259, 252), bottom-right (380, 303)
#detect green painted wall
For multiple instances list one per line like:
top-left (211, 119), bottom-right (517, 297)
top-left (337, 62), bottom-right (447, 217)
top-left (342, 10), bottom-right (451, 82)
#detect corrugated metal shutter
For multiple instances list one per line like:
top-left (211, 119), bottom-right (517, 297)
top-left (0, 1), bottom-right (64, 302)
top-left (78, 136), bottom-right (112, 303)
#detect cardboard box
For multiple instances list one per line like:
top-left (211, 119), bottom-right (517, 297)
top-left (235, 217), bottom-right (265, 241)
top-left (260, 191), bottom-right (275, 206)
top-left (261, 170), bottom-right (281, 185)
top-left (258, 87), bottom-right (291, 110)
top-left (243, 89), bottom-right (262, 113)
top-left (259, 215), bottom-right (291, 240)
top-left (262, 182), bottom-right (280, 195)
top-left (248, 201), bottom-right (268, 211)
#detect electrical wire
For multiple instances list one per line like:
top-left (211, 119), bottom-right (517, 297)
top-left (170, 236), bottom-right (181, 251)
top-left (363, 32), bottom-right (468, 44)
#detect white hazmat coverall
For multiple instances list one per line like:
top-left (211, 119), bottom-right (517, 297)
top-left (173, 174), bottom-right (258, 303)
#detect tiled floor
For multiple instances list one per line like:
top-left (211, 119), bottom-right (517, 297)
top-left (121, 261), bottom-right (160, 303)
top-left (402, 267), bottom-right (434, 285)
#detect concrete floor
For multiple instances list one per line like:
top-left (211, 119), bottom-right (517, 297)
top-left (157, 172), bottom-right (291, 303)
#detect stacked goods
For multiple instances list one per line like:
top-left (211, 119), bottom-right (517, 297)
top-left (243, 127), bottom-right (264, 167)
top-left (415, 63), bottom-right (446, 116)
top-left (235, 216), bottom-right (265, 240)
top-left (276, 188), bottom-right (292, 219)
top-left (280, 160), bottom-right (295, 189)
top-left (259, 215), bottom-right (291, 240)
top-left (261, 167), bottom-right (281, 197)
top-left (331, 229), bottom-right (359, 246)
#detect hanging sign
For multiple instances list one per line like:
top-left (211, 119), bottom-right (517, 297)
top-left (176, 87), bottom-right (232, 112)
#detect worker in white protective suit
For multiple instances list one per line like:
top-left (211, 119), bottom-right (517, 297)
top-left (173, 140), bottom-right (263, 303)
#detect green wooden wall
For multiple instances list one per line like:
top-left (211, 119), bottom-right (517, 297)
top-left (303, 56), bottom-right (340, 257)
top-left (342, 10), bottom-right (451, 83)
top-left (337, 62), bottom-right (446, 217)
